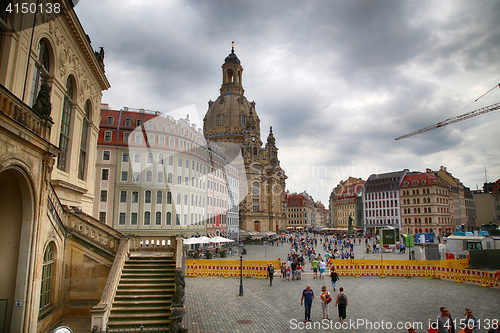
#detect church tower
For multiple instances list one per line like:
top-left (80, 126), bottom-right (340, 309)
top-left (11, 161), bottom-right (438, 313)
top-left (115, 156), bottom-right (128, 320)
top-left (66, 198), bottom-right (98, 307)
top-left (204, 44), bottom-right (287, 233)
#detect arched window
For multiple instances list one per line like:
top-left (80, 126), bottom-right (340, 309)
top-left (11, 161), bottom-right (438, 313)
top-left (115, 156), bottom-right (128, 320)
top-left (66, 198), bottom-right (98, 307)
top-left (30, 39), bottom-right (51, 106)
top-left (145, 190), bottom-right (151, 203)
top-left (40, 242), bottom-right (55, 310)
top-left (241, 115), bottom-right (246, 126)
top-left (166, 212), bottom-right (172, 225)
top-left (167, 191), bottom-right (172, 204)
top-left (253, 181), bottom-right (259, 197)
top-left (78, 100), bottom-right (91, 179)
top-left (57, 76), bottom-right (75, 171)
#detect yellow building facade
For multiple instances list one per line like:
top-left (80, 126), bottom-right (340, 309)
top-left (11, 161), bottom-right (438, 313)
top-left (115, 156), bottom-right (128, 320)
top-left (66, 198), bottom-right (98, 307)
top-left (0, 4), bottom-right (112, 332)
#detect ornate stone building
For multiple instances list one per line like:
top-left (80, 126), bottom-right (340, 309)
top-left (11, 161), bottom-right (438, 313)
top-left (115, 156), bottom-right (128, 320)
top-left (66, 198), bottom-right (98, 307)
top-left (203, 46), bottom-right (287, 232)
top-left (0, 3), bottom-right (123, 332)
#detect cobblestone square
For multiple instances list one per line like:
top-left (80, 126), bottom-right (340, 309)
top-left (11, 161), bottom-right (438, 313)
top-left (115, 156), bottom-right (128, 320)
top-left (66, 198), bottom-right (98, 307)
top-left (185, 243), bottom-right (500, 333)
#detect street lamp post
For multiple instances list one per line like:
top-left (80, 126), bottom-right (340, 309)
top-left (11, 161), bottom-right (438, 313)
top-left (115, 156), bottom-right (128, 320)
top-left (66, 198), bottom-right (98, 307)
top-left (239, 255), bottom-right (244, 296)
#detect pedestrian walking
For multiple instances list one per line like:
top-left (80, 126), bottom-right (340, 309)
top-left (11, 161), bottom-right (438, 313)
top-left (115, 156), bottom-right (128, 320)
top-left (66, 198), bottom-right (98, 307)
top-left (319, 260), bottom-right (326, 279)
top-left (281, 263), bottom-right (286, 281)
top-left (320, 285), bottom-right (331, 319)
top-left (267, 263), bottom-right (274, 286)
top-left (462, 308), bottom-right (477, 333)
top-left (312, 258), bottom-right (319, 279)
top-left (335, 287), bottom-right (348, 323)
top-left (300, 284), bottom-right (314, 322)
top-left (330, 268), bottom-right (339, 291)
top-left (436, 306), bottom-right (454, 333)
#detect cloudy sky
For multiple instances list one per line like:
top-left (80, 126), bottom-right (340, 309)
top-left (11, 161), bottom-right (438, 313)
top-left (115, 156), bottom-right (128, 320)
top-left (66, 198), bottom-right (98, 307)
top-left (75, 0), bottom-right (500, 205)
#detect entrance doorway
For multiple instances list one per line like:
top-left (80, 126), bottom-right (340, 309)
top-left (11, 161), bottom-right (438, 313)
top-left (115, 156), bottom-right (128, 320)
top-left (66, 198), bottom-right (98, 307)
top-left (0, 167), bottom-right (33, 333)
top-left (254, 221), bottom-right (260, 232)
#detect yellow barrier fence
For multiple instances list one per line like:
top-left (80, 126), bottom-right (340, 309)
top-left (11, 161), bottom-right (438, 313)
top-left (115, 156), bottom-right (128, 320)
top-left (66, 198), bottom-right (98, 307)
top-left (185, 259), bottom-right (280, 278)
top-left (327, 259), bottom-right (499, 288)
top-left (184, 258), bottom-right (499, 287)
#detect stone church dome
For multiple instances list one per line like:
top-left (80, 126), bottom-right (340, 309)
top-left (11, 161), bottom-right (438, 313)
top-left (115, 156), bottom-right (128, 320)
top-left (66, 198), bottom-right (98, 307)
top-left (204, 46), bottom-right (260, 145)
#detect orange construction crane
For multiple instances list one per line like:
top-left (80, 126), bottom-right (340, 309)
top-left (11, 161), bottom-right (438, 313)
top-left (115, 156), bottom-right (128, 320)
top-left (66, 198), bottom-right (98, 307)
top-left (395, 84), bottom-right (500, 140)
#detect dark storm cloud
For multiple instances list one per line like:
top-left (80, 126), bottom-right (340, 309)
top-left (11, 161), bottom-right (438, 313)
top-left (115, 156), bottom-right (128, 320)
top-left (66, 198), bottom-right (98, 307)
top-left (74, 0), bottom-right (500, 202)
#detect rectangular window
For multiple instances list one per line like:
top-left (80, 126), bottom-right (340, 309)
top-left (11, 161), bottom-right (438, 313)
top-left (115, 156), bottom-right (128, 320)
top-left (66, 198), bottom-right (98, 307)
top-left (133, 172), bottom-right (140, 182)
top-left (166, 212), bottom-right (172, 225)
top-left (177, 175), bottom-right (182, 185)
top-left (253, 198), bottom-right (259, 212)
top-left (148, 135), bottom-right (155, 145)
top-left (145, 191), bottom-right (151, 203)
top-left (156, 191), bottom-right (163, 204)
top-left (157, 172), bottom-right (164, 183)
top-left (155, 212), bottom-right (162, 225)
top-left (119, 212), bottom-right (126, 225)
top-left (122, 152), bottom-right (129, 162)
top-left (135, 133), bottom-right (142, 143)
top-left (101, 169), bottom-right (109, 180)
top-left (184, 195), bottom-right (188, 205)
top-left (100, 190), bottom-right (108, 202)
top-left (169, 138), bottom-right (175, 147)
top-left (177, 194), bottom-right (181, 205)
top-left (123, 132), bottom-right (130, 143)
top-left (159, 136), bottom-right (165, 146)
top-left (158, 154), bottom-right (164, 164)
top-left (144, 212), bottom-right (151, 226)
top-left (120, 190), bottom-right (127, 203)
top-left (131, 212), bottom-right (138, 225)
top-left (132, 191), bottom-right (139, 203)
top-left (134, 153), bottom-right (141, 163)
top-left (184, 214), bottom-right (187, 225)
top-left (121, 171), bottom-right (128, 181)
top-left (147, 153), bottom-right (153, 163)
top-left (176, 214), bottom-right (180, 225)
top-left (103, 151), bottom-right (111, 160)
top-left (104, 131), bottom-right (112, 141)
top-left (185, 177), bottom-right (188, 186)
top-left (99, 212), bottom-right (106, 224)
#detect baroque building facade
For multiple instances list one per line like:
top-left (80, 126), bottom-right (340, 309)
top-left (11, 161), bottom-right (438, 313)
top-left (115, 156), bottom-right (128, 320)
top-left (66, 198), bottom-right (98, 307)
top-left (0, 3), bottom-right (114, 332)
top-left (203, 46), bottom-right (287, 233)
top-left (93, 106), bottom-right (239, 238)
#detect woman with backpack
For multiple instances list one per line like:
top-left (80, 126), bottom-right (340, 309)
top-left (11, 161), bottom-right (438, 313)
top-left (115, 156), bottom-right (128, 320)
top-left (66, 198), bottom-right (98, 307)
top-left (335, 287), bottom-right (348, 323)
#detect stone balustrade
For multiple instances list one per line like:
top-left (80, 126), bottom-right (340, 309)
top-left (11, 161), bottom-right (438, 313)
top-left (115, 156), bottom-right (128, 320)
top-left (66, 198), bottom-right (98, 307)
top-left (90, 237), bottom-right (130, 331)
top-left (0, 84), bottom-right (52, 141)
top-left (128, 235), bottom-right (177, 252)
top-left (66, 210), bottom-right (123, 254)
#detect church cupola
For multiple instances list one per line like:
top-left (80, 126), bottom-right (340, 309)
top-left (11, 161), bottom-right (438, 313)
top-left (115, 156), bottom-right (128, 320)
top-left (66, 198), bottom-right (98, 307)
top-left (220, 42), bottom-right (244, 96)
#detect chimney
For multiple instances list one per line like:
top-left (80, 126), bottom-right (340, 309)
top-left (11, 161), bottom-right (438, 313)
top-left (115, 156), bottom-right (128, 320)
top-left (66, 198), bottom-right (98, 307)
top-left (123, 106), bottom-right (128, 111)
top-left (426, 168), bottom-right (431, 173)
top-left (155, 111), bottom-right (161, 116)
top-left (140, 108), bottom-right (145, 113)
top-left (101, 103), bottom-right (109, 110)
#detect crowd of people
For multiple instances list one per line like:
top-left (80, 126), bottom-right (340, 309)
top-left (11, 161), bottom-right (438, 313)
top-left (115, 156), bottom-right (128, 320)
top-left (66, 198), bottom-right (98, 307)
top-left (265, 231), bottom-right (499, 332)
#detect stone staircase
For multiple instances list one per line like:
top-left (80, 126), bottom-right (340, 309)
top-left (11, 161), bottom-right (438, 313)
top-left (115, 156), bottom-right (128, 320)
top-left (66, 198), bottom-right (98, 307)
top-left (107, 253), bottom-right (176, 329)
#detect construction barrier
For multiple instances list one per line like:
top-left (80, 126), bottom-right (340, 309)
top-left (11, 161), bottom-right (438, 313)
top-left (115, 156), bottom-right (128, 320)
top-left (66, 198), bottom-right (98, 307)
top-left (185, 258), bottom-right (499, 287)
top-left (185, 259), bottom-right (280, 278)
top-left (327, 259), bottom-right (499, 288)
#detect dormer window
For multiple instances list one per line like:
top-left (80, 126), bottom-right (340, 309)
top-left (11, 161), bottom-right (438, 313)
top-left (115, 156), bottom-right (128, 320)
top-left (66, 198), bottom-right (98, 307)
top-left (107, 116), bottom-right (114, 125)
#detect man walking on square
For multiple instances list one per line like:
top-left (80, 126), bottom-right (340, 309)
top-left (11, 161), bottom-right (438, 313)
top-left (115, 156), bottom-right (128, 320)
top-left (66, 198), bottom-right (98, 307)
top-left (267, 263), bottom-right (274, 286)
top-left (335, 287), bottom-right (348, 323)
top-left (300, 284), bottom-right (314, 322)
top-left (330, 268), bottom-right (339, 292)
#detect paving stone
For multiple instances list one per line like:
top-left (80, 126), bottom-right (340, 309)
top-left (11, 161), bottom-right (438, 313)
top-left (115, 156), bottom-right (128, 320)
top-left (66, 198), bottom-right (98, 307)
top-left (186, 242), bottom-right (500, 333)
